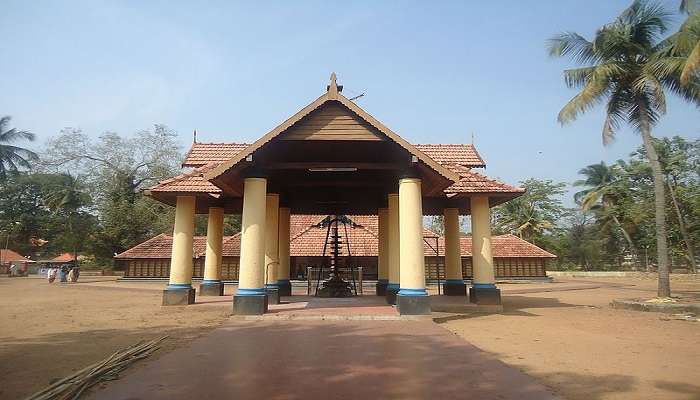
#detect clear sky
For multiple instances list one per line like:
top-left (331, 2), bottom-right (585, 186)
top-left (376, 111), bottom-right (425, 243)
top-left (2, 0), bottom-right (698, 204)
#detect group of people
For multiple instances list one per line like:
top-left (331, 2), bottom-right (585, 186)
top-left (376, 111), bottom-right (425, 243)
top-left (47, 263), bottom-right (79, 283)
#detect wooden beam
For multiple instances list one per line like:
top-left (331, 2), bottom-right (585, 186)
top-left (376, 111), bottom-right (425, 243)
top-left (266, 162), bottom-right (407, 170)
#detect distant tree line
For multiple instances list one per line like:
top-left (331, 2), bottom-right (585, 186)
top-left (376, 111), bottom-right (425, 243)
top-left (0, 122), bottom-right (240, 266)
top-left (492, 136), bottom-right (700, 274)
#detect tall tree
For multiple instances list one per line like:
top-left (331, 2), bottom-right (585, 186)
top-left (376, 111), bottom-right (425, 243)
top-left (0, 116), bottom-right (38, 180)
top-left (548, 0), bottom-right (700, 297)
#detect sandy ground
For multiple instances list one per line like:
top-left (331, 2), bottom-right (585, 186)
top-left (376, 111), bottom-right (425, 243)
top-left (442, 275), bottom-right (700, 400)
top-left (0, 275), bottom-right (698, 400)
top-left (0, 277), bottom-right (232, 400)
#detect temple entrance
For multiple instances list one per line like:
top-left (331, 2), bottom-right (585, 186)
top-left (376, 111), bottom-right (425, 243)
top-left (150, 73), bottom-right (525, 315)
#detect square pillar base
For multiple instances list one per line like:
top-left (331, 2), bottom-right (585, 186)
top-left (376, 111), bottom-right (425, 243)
top-left (397, 294), bottom-right (431, 315)
top-left (376, 281), bottom-right (388, 296)
top-left (199, 281), bottom-right (224, 296)
top-left (233, 295), bottom-right (268, 315)
top-left (443, 281), bottom-right (467, 296)
top-left (162, 288), bottom-right (196, 306)
top-left (277, 281), bottom-right (292, 297)
top-left (265, 287), bottom-right (280, 305)
top-left (469, 286), bottom-right (502, 305)
top-left (385, 286), bottom-right (399, 305)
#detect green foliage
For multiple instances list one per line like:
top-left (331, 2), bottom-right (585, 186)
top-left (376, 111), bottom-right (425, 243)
top-left (492, 178), bottom-right (567, 246)
top-left (0, 116), bottom-right (38, 180)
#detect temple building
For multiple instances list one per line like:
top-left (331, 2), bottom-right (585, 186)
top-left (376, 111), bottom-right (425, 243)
top-left (116, 215), bottom-right (555, 281)
top-left (146, 73), bottom-right (532, 315)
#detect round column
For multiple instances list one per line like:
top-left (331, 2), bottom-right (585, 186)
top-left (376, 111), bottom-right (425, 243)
top-left (277, 207), bottom-right (292, 296)
top-left (443, 208), bottom-right (466, 296)
top-left (234, 177), bottom-right (268, 315)
top-left (470, 195), bottom-right (501, 305)
top-left (163, 195), bottom-right (196, 305)
top-left (376, 207), bottom-right (389, 296)
top-left (397, 178), bottom-right (430, 315)
top-left (386, 193), bottom-right (400, 304)
top-left (200, 207), bottom-right (225, 296)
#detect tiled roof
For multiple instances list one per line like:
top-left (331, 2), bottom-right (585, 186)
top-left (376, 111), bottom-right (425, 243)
top-left (115, 233), bottom-right (241, 259)
top-left (0, 249), bottom-right (34, 264)
top-left (51, 253), bottom-right (76, 262)
top-left (459, 234), bottom-right (556, 258)
top-left (183, 143), bottom-right (250, 167)
top-left (183, 142), bottom-right (485, 169)
top-left (150, 142), bottom-right (522, 195)
top-left (415, 144), bottom-right (485, 168)
top-left (148, 163), bottom-right (223, 194)
top-left (445, 165), bottom-right (525, 195)
top-left (116, 216), bottom-right (554, 259)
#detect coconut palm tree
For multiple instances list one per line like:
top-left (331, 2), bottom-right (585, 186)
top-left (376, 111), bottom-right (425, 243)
top-left (548, 0), bottom-right (700, 297)
top-left (574, 162), bottom-right (638, 264)
top-left (0, 116), bottom-right (38, 180)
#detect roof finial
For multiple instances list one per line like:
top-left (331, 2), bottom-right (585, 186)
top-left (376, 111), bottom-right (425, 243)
top-left (327, 72), bottom-right (342, 99)
top-left (193, 129), bottom-right (198, 143)
top-left (471, 131), bottom-right (475, 145)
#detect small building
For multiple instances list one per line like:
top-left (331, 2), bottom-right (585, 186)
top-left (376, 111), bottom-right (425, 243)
top-left (116, 215), bottom-right (555, 280)
top-left (0, 249), bottom-right (35, 275)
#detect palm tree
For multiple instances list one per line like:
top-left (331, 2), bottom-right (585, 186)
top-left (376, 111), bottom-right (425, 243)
top-left (548, 0), bottom-right (700, 297)
top-left (574, 162), bottom-right (638, 264)
top-left (0, 116), bottom-right (38, 180)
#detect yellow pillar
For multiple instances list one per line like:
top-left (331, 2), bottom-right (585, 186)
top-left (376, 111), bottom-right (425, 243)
top-left (397, 178), bottom-right (430, 314)
top-left (201, 207), bottom-right (225, 296)
top-left (471, 196), bottom-right (495, 285)
top-left (167, 195), bottom-right (196, 287)
top-left (470, 195), bottom-right (501, 305)
top-left (376, 207), bottom-right (389, 295)
top-left (237, 178), bottom-right (267, 295)
top-left (386, 193), bottom-right (400, 303)
top-left (163, 195), bottom-right (196, 305)
top-left (277, 207), bottom-right (291, 295)
top-left (443, 208), bottom-right (466, 295)
top-left (264, 194), bottom-right (280, 288)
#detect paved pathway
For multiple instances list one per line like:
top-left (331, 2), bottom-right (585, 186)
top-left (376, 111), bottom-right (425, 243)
top-left (88, 320), bottom-right (559, 400)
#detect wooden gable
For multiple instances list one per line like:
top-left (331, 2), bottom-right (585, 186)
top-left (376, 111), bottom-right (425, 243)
top-left (281, 102), bottom-right (384, 141)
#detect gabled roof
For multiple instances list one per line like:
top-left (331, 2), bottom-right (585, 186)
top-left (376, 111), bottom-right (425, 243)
top-left (203, 73), bottom-right (460, 183)
top-left (0, 249), bottom-right (34, 264)
top-left (181, 142), bottom-right (485, 169)
top-left (115, 216), bottom-right (555, 260)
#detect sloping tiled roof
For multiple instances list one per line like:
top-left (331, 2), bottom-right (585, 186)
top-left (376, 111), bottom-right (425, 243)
top-left (116, 216), bottom-right (554, 259)
top-left (415, 144), bottom-right (485, 168)
top-left (115, 233), bottom-right (241, 259)
top-left (445, 166), bottom-right (526, 195)
top-left (148, 163), bottom-right (222, 194)
top-left (149, 142), bottom-right (522, 195)
top-left (0, 249), bottom-right (34, 264)
top-left (183, 143), bottom-right (250, 167)
top-left (51, 253), bottom-right (76, 262)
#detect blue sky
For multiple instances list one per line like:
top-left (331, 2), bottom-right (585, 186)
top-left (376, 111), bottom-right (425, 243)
top-left (2, 0), bottom-right (698, 205)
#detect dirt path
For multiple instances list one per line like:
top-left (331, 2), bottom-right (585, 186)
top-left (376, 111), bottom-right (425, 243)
top-left (0, 277), bottom-right (231, 400)
top-left (442, 277), bottom-right (700, 400)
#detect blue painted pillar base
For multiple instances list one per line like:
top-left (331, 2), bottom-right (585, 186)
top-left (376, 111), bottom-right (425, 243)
top-left (162, 285), bottom-right (196, 306)
top-left (397, 289), bottom-right (431, 315)
top-left (199, 280), bottom-right (224, 296)
top-left (385, 283), bottom-right (400, 305)
top-left (276, 279), bottom-right (292, 297)
top-left (443, 279), bottom-right (467, 296)
top-left (376, 279), bottom-right (388, 296)
top-left (469, 284), bottom-right (502, 305)
top-left (233, 289), bottom-right (268, 315)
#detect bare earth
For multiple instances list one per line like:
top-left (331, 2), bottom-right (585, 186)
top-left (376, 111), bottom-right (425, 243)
top-left (0, 275), bottom-right (698, 400)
